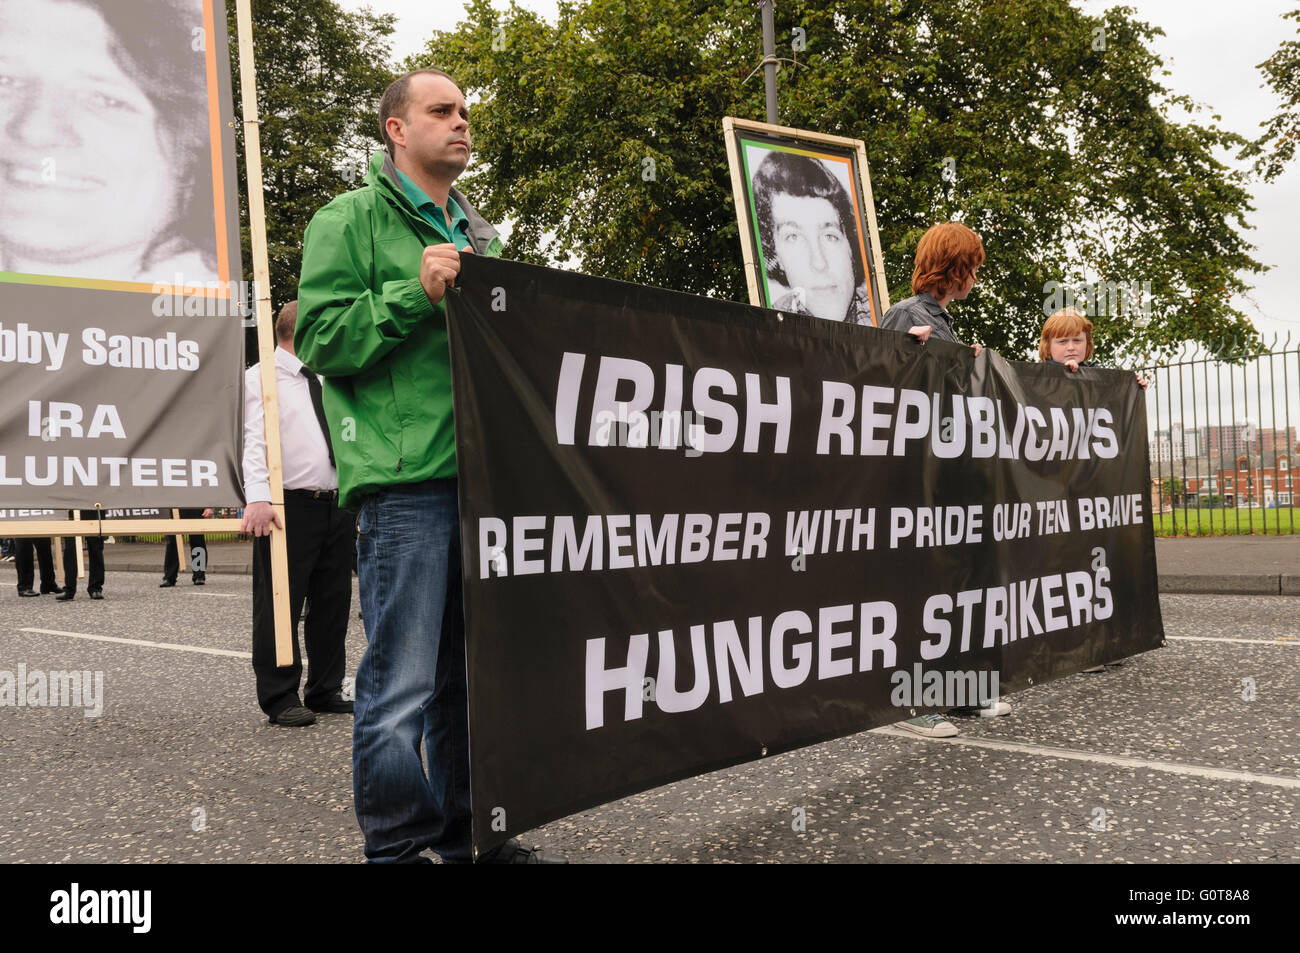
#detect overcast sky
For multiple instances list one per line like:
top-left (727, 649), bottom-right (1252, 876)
top-left (339, 0), bottom-right (1299, 351)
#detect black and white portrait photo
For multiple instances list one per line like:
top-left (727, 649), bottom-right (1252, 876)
top-left (724, 119), bottom-right (889, 326)
top-left (0, 0), bottom-right (220, 287)
top-left (750, 148), bottom-right (870, 323)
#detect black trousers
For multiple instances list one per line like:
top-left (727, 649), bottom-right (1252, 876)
top-left (251, 493), bottom-right (354, 717)
top-left (61, 535), bottom-right (105, 595)
top-left (163, 508), bottom-right (207, 581)
top-left (15, 538), bottom-right (58, 593)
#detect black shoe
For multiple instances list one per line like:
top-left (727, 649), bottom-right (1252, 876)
top-left (40, 586), bottom-right (64, 595)
top-left (18, 589), bottom-right (39, 597)
top-left (308, 693), bottom-right (354, 714)
top-left (159, 579), bottom-right (176, 588)
top-left (56, 592), bottom-right (74, 601)
top-left (89, 591), bottom-right (104, 600)
top-left (268, 704), bottom-right (316, 727)
top-left (476, 838), bottom-right (567, 864)
top-left (192, 574), bottom-right (206, 586)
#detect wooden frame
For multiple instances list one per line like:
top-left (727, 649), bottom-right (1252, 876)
top-left (3, 0), bottom-right (293, 666)
top-left (722, 116), bottom-right (891, 325)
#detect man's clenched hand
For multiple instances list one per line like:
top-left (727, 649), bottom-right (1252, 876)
top-left (419, 244), bottom-right (473, 306)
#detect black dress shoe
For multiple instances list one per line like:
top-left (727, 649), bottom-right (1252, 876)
top-left (268, 704), bottom-right (316, 727)
top-left (192, 574), bottom-right (206, 586)
top-left (56, 592), bottom-right (74, 601)
top-left (476, 838), bottom-right (567, 864)
top-left (308, 693), bottom-right (354, 714)
top-left (159, 579), bottom-right (176, 588)
top-left (40, 586), bottom-right (64, 595)
top-left (89, 591), bottom-right (104, 600)
top-left (17, 589), bottom-right (39, 597)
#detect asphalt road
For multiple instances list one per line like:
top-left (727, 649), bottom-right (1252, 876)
top-left (0, 571), bottom-right (1296, 863)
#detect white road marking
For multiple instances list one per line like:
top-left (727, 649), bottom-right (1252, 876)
top-left (186, 592), bottom-right (242, 597)
top-left (1167, 635), bottom-right (1299, 646)
top-left (18, 627), bottom-right (250, 659)
top-left (875, 727), bottom-right (1300, 789)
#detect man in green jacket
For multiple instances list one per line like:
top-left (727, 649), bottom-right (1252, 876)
top-left (296, 68), bottom-right (558, 863)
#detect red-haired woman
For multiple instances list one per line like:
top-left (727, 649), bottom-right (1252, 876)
top-left (880, 221), bottom-right (985, 356)
top-left (881, 222), bottom-right (1006, 737)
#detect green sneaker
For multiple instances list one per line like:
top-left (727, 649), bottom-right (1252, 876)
top-left (898, 713), bottom-right (958, 737)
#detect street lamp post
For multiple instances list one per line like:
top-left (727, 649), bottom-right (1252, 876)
top-left (760, 0), bottom-right (778, 124)
top-left (1242, 422), bottom-right (1258, 509)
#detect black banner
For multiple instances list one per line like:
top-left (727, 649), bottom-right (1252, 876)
top-left (446, 256), bottom-right (1164, 856)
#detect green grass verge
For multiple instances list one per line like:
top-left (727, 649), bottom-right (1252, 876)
top-left (116, 533), bottom-right (247, 544)
top-left (1153, 508), bottom-right (1300, 536)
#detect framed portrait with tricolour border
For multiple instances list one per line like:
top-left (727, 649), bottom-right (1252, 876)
top-left (723, 116), bottom-right (890, 326)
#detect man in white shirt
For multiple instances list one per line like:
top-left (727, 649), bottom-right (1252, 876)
top-left (242, 301), bottom-right (355, 727)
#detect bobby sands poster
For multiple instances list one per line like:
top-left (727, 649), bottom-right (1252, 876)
top-left (445, 256), bottom-right (1164, 856)
top-left (0, 0), bottom-right (244, 507)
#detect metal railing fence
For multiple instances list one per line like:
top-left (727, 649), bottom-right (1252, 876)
top-left (1135, 334), bottom-right (1299, 536)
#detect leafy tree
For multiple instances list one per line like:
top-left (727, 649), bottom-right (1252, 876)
top-left (226, 0), bottom-right (396, 312)
top-left (1249, 9), bottom-right (1300, 182)
top-left (417, 0), bottom-right (1262, 362)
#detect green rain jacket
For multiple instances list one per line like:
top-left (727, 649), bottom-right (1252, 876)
top-left (295, 151), bottom-right (503, 509)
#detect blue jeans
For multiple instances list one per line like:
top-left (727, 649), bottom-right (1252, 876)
top-left (354, 479), bottom-right (471, 862)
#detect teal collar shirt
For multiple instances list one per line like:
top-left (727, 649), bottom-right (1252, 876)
top-left (394, 168), bottom-right (472, 250)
